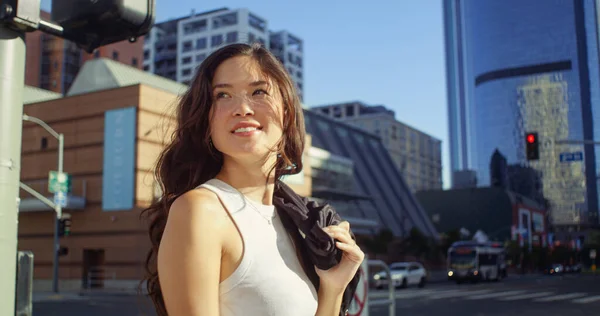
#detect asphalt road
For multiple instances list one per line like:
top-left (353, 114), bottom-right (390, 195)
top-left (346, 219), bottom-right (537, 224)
top-left (32, 273), bottom-right (600, 316)
top-left (370, 273), bottom-right (600, 316)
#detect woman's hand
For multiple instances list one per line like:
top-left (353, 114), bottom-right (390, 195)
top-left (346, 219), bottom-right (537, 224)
top-left (315, 221), bottom-right (365, 294)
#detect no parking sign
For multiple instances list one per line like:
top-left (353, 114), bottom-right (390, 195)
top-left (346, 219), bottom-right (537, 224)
top-left (347, 259), bottom-right (369, 316)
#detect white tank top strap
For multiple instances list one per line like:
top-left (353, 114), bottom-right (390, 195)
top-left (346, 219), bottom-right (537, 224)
top-left (197, 179), bottom-right (254, 295)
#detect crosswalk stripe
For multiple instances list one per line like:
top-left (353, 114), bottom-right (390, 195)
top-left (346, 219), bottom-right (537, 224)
top-left (498, 291), bottom-right (555, 301)
top-left (429, 289), bottom-right (493, 300)
top-left (466, 290), bottom-right (527, 300)
top-left (572, 295), bottom-right (600, 304)
top-left (393, 289), bottom-right (446, 299)
top-left (369, 289), bottom-right (459, 300)
top-left (533, 293), bottom-right (587, 302)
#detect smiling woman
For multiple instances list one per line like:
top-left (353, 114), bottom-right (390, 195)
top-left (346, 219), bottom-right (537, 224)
top-left (141, 43), bottom-right (363, 316)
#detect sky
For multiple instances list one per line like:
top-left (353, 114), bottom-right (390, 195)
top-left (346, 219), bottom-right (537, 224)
top-left (41, 0), bottom-right (450, 188)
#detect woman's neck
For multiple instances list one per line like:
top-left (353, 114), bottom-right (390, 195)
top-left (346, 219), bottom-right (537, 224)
top-left (215, 157), bottom-right (277, 205)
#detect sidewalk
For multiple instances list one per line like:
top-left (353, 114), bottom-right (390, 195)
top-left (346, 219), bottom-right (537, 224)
top-left (33, 292), bottom-right (88, 303)
top-left (33, 287), bottom-right (146, 303)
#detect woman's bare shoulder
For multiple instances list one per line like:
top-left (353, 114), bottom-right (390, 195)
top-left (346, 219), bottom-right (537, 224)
top-left (166, 187), bottom-right (231, 234)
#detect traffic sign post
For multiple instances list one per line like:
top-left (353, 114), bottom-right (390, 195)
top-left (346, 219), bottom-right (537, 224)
top-left (348, 259), bottom-right (370, 316)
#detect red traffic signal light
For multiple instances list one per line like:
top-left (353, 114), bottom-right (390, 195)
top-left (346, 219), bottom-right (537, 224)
top-left (525, 132), bottom-right (539, 160)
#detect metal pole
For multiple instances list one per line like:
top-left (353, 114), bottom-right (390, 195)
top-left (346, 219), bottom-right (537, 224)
top-left (52, 134), bottom-right (64, 293)
top-left (0, 24), bottom-right (26, 316)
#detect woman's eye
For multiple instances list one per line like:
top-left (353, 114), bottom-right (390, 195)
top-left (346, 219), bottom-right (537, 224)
top-left (215, 92), bottom-right (230, 99)
top-left (253, 89), bottom-right (268, 96)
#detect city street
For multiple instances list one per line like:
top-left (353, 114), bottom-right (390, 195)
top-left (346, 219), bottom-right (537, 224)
top-left (370, 273), bottom-right (600, 316)
top-left (33, 274), bottom-right (600, 316)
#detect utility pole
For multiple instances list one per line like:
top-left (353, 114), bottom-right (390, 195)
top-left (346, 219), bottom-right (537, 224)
top-left (0, 22), bottom-right (26, 316)
top-left (23, 114), bottom-right (64, 293)
top-left (0, 1), bottom-right (154, 314)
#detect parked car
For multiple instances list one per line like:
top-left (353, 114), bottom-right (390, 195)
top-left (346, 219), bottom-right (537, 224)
top-left (372, 262), bottom-right (428, 289)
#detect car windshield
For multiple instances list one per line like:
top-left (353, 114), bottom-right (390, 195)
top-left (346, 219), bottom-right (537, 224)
top-left (390, 265), bottom-right (408, 271)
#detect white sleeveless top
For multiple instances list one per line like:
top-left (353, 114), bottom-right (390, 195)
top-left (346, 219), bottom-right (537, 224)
top-left (199, 179), bottom-right (318, 316)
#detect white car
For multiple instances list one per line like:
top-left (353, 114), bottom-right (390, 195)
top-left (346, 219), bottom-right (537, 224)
top-left (372, 262), bottom-right (428, 289)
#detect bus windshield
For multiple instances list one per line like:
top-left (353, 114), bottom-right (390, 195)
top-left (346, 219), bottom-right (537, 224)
top-left (449, 250), bottom-right (476, 269)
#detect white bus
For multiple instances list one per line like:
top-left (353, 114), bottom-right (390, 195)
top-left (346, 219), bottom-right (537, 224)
top-left (447, 241), bottom-right (507, 283)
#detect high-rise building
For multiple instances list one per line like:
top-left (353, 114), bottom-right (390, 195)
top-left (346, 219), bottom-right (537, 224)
top-left (311, 101), bottom-right (443, 192)
top-left (142, 8), bottom-right (304, 99)
top-left (444, 0), bottom-right (600, 229)
top-left (24, 11), bottom-right (143, 94)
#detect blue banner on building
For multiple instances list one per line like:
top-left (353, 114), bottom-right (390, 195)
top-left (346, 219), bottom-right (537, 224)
top-left (102, 107), bottom-right (137, 211)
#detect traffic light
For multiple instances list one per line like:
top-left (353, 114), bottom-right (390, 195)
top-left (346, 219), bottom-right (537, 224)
top-left (57, 246), bottom-right (69, 257)
top-left (51, 0), bottom-right (155, 53)
top-left (58, 218), bottom-right (71, 237)
top-left (525, 132), bottom-right (539, 160)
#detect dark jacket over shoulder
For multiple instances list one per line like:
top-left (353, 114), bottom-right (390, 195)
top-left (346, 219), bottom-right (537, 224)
top-left (273, 180), bottom-right (361, 316)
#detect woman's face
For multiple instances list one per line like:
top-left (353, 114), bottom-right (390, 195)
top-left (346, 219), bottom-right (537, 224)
top-left (209, 56), bottom-right (285, 163)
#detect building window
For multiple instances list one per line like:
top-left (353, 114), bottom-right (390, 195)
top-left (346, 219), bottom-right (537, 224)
top-left (213, 12), bottom-right (238, 29)
top-left (144, 50), bottom-right (150, 60)
top-left (182, 68), bottom-right (192, 76)
top-left (297, 71), bottom-right (303, 79)
top-left (346, 105), bottom-right (355, 117)
top-left (182, 57), bottom-right (192, 64)
top-left (143, 65), bottom-right (150, 71)
top-left (182, 41), bottom-right (193, 52)
top-left (40, 137), bottom-right (48, 150)
top-left (211, 34), bottom-right (223, 47)
top-left (94, 50), bottom-right (100, 58)
top-left (296, 56), bottom-right (303, 67)
top-left (249, 13), bottom-right (266, 32)
top-left (196, 53), bottom-right (206, 63)
top-left (112, 51), bottom-right (119, 61)
top-left (132, 57), bottom-right (138, 66)
top-left (248, 33), bottom-right (256, 43)
top-left (183, 19), bottom-right (207, 35)
top-left (196, 38), bottom-right (207, 49)
top-left (53, 61), bottom-right (59, 70)
top-left (226, 31), bottom-right (238, 43)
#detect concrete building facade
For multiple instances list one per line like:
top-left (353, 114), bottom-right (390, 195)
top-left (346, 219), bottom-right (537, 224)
top-left (142, 8), bottom-right (304, 99)
top-left (312, 101), bottom-right (443, 192)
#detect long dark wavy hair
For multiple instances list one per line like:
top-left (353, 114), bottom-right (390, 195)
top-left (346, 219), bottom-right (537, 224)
top-left (140, 43), bottom-right (306, 316)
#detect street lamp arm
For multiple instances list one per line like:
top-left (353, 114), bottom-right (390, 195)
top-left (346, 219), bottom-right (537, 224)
top-left (22, 114), bottom-right (60, 139)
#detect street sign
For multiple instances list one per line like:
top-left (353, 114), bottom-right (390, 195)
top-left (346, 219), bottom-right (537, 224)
top-left (48, 171), bottom-right (71, 194)
top-left (559, 151), bottom-right (584, 163)
top-left (53, 192), bottom-right (67, 208)
top-left (348, 259), bottom-right (369, 316)
top-left (591, 249), bottom-right (597, 260)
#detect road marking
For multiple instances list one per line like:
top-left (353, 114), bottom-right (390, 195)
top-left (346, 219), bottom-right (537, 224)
top-left (369, 289), bottom-right (457, 300)
top-left (429, 289), bottom-right (493, 300)
top-left (572, 295), bottom-right (600, 304)
top-left (466, 290), bottom-right (527, 300)
top-left (533, 293), bottom-right (587, 302)
top-left (498, 291), bottom-right (554, 301)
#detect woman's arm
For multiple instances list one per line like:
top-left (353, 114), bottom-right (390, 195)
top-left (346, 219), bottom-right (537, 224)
top-left (157, 190), bottom-right (227, 316)
top-left (315, 284), bottom-right (345, 316)
top-left (315, 221), bottom-right (365, 316)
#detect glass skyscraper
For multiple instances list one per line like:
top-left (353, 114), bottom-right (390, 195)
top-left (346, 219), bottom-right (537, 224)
top-left (444, 0), bottom-right (600, 229)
